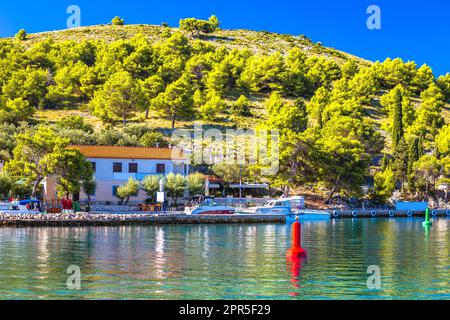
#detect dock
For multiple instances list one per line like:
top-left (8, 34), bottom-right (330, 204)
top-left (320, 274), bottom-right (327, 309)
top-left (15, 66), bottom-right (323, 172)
top-left (330, 209), bottom-right (450, 219)
top-left (0, 213), bottom-right (286, 227)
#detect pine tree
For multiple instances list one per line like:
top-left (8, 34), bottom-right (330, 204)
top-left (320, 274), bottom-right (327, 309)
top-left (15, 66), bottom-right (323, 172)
top-left (393, 138), bottom-right (408, 192)
top-left (407, 136), bottom-right (422, 174)
top-left (307, 86), bottom-right (329, 128)
top-left (409, 83), bottom-right (445, 142)
top-left (90, 71), bottom-right (144, 125)
top-left (152, 75), bottom-right (194, 128)
top-left (15, 29), bottom-right (27, 41)
top-left (407, 135), bottom-right (423, 190)
top-left (381, 153), bottom-right (390, 171)
top-left (392, 88), bottom-right (404, 148)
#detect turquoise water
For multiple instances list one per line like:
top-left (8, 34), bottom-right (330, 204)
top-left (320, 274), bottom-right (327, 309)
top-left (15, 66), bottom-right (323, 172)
top-left (0, 218), bottom-right (449, 299)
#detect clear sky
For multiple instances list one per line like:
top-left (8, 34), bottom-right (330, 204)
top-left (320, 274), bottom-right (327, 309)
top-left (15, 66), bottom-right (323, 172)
top-left (1, 0), bottom-right (449, 76)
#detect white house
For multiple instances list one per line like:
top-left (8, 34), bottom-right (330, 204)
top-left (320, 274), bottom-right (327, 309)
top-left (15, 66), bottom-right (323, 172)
top-left (43, 145), bottom-right (189, 203)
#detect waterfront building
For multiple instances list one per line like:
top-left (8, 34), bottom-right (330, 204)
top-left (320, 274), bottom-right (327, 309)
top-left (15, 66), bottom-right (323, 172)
top-left (43, 145), bottom-right (189, 203)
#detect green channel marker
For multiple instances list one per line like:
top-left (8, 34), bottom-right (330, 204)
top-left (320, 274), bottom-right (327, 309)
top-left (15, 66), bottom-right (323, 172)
top-left (424, 224), bottom-right (431, 237)
top-left (422, 208), bottom-right (433, 227)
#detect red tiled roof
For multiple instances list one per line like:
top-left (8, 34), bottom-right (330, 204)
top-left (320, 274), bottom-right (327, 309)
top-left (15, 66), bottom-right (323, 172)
top-left (68, 145), bottom-right (187, 160)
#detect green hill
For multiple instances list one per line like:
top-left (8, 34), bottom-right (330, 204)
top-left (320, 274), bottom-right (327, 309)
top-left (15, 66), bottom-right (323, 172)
top-left (7, 23), bottom-right (448, 127)
top-left (1, 20), bottom-right (449, 206)
top-left (22, 24), bottom-right (369, 64)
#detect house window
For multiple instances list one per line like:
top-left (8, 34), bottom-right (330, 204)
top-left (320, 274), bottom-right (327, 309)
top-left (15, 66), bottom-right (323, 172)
top-left (113, 162), bottom-right (122, 173)
top-left (90, 162), bottom-right (96, 172)
top-left (129, 163), bottom-right (138, 173)
top-left (112, 186), bottom-right (119, 196)
top-left (156, 163), bottom-right (165, 173)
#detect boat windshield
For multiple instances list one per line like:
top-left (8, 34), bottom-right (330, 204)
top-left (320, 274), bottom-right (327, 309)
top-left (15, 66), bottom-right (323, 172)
top-left (274, 201), bottom-right (289, 206)
top-left (203, 199), bottom-right (217, 206)
top-left (264, 200), bottom-right (291, 207)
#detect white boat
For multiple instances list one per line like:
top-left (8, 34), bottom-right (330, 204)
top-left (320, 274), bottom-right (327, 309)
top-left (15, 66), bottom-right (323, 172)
top-left (245, 196), bottom-right (304, 214)
top-left (184, 197), bottom-right (235, 215)
top-left (243, 196), bottom-right (330, 221)
top-left (0, 202), bottom-right (32, 214)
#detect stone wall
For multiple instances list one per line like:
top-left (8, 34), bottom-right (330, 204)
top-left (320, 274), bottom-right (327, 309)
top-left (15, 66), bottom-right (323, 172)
top-left (90, 204), bottom-right (140, 212)
top-left (0, 213), bottom-right (286, 227)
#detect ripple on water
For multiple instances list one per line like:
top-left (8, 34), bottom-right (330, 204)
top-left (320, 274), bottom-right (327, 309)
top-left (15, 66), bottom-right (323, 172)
top-left (0, 218), bottom-right (449, 299)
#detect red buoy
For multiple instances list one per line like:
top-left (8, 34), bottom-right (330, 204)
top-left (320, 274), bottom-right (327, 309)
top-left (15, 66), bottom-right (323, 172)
top-left (286, 217), bottom-right (306, 257)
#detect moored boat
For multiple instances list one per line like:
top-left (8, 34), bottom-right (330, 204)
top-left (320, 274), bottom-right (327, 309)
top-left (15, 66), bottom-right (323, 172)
top-left (242, 196), bottom-right (330, 221)
top-left (184, 196), bottom-right (235, 215)
top-left (244, 196), bottom-right (304, 215)
top-left (0, 202), bottom-right (32, 214)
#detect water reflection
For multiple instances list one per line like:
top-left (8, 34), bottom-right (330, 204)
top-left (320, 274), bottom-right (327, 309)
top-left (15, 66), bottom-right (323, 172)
top-left (0, 218), bottom-right (448, 299)
top-left (286, 255), bottom-right (306, 296)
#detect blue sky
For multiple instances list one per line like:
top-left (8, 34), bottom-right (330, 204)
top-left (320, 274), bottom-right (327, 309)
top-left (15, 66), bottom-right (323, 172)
top-left (1, 0), bottom-right (449, 75)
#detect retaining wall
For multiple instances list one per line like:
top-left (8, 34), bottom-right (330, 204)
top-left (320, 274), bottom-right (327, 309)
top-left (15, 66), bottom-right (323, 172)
top-left (0, 213), bottom-right (286, 227)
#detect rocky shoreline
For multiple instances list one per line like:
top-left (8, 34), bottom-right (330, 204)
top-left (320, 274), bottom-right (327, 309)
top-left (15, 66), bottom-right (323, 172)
top-left (0, 212), bottom-right (286, 227)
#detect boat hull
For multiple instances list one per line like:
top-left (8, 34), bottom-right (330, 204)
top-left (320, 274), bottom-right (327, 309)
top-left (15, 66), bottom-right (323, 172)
top-left (185, 206), bottom-right (236, 215)
top-left (287, 211), bottom-right (331, 223)
top-left (0, 211), bottom-right (31, 215)
top-left (255, 207), bottom-right (291, 215)
top-left (193, 210), bottom-right (234, 215)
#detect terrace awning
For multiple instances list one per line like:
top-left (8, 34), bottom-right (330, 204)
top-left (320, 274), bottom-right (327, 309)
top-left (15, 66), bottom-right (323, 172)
top-left (229, 183), bottom-right (269, 189)
top-left (208, 183), bottom-right (220, 188)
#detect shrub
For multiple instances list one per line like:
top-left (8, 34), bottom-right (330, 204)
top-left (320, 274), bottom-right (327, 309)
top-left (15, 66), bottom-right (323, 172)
top-left (0, 174), bottom-right (12, 199)
top-left (179, 16), bottom-right (218, 37)
top-left (165, 173), bottom-right (187, 206)
top-left (230, 95), bottom-right (252, 116)
top-left (56, 116), bottom-right (94, 133)
top-left (115, 177), bottom-right (140, 205)
top-left (111, 16), bottom-right (125, 26)
top-left (140, 131), bottom-right (169, 148)
top-left (123, 123), bottom-right (151, 140)
top-left (199, 94), bottom-right (225, 121)
top-left (0, 98), bottom-right (34, 124)
top-left (141, 175), bottom-right (162, 202)
top-left (187, 172), bottom-right (205, 195)
top-left (15, 29), bottom-right (27, 41)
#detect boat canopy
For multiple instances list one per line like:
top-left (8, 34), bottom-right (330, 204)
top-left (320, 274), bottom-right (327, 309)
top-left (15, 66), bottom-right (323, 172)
top-left (229, 183), bottom-right (269, 189)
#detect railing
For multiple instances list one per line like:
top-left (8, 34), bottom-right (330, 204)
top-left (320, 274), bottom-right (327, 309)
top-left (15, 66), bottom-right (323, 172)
top-left (213, 197), bottom-right (274, 206)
